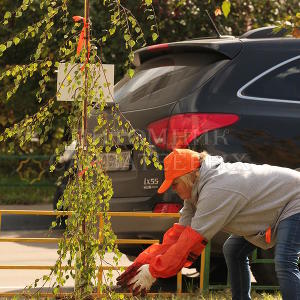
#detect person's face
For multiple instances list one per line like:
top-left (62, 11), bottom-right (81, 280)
top-left (171, 177), bottom-right (192, 201)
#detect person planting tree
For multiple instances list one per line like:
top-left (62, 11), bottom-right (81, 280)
top-left (117, 148), bottom-right (300, 300)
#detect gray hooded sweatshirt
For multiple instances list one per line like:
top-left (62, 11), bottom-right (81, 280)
top-left (179, 155), bottom-right (300, 249)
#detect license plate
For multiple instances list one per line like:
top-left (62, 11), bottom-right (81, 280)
top-left (100, 151), bottom-right (131, 171)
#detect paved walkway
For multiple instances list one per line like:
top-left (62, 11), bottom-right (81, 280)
top-left (0, 204), bottom-right (199, 295)
top-left (0, 230), bottom-right (132, 294)
top-left (0, 205), bottom-right (131, 294)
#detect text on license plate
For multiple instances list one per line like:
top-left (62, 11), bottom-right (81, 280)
top-left (99, 151), bottom-right (131, 171)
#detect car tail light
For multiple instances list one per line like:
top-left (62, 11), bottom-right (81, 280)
top-left (153, 203), bottom-right (182, 213)
top-left (147, 43), bottom-right (169, 52)
top-left (148, 113), bottom-right (239, 150)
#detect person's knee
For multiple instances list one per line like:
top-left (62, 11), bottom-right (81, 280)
top-left (223, 239), bottom-right (233, 258)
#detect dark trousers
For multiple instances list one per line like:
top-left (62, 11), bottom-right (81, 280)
top-left (223, 213), bottom-right (300, 300)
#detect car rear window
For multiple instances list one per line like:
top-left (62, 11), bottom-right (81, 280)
top-left (243, 57), bottom-right (300, 102)
top-left (114, 52), bottom-right (229, 111)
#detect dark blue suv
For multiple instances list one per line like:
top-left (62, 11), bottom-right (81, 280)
top-left (58, 26), bottom-right (300, 286)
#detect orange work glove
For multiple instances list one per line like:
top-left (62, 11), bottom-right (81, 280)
top-left (149, 226), bottom-right (207, 278)
top-left (184, 235), bottom-right (207, 267)
top-left (116, 223), bottom-right (185, 288)
top-left (135, 223), bottom-right (185, 264)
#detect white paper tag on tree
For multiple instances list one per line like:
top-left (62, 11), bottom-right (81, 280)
top-left (56, 63), bottom-right (114, 102)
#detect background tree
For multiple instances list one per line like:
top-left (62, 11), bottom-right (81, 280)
top-left (0, 0), bottom-right (161, 298)
top-left (1, 0), bottom-right (299, 157)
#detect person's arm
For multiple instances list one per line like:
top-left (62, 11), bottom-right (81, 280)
top-left (127, 226), bottom-right (207, 296)
top-left (178, 199), bottom-right (196, 227)
top-left (135, 223), bottom-right (186, 264)
top-left (190, 187), bottom-right (248, 241)
top-left (116, 223), bottom-right (185, 288)
top-left (146, 188), bottom-right (247, 278)
top-left (117, 201), bottom-right (197, 287)
top-left (125, 188), bottom-right (247, 294)
top-left (149, 226), bottom-right (207, 278)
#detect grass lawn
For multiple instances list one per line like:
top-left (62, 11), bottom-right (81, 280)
top-left (198, 290), bottom-right (282, 299)
top-left (127, 290), bottom-right (282, 299)
top-left (0, 155), bottom-right (57, 205)
top-left (0, 184), bottom-right (56, 204)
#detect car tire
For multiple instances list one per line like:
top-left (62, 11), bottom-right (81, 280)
top-left (208, 256), bottom-right (228, 284)
top-left (191, 255), bottom-right (228, 284)
top-left (250, 248), bottom-right (278, 285)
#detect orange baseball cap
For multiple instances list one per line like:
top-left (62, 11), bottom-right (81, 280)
top-left (157, 149), bottom-right (201, 194)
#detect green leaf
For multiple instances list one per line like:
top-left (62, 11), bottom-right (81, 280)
top-left (0, 44), bottom-right (7, 52)
top-left (6, 41), bottom-right (12, 48)
top-left (132, 140), bottom-right (138, 150)
top-left (147, 15), bottom-right (155, 20)
top-left (152, 33), bottom-right (158, 41)
top-left (7, 91), bottom-right (12, 99)
top-left (222, 0), bottom-right (231, 18)
top-left (296, 12), bottom-right (300, 18)
top-left (109, 27), bottom-right (116, 35)
top-left (128, 68), bottom-right (134, 78)
top-left (124, 34), bottom-right (130, 41)
top-left (53, 287), bottom-right (59, 295)
top-left (4, 11), bottom-right (12, 19)
top-left (129, 39), bottom-right (135, 47)
top-left (116, 148), bottom-right (121, 154)
top-left (145, 0), bottom-right (152, 6)
top-left (13, 37), bottom-right (20, 45)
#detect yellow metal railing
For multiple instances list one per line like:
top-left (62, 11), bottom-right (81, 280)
top-left (0, 210), bottom-right (189, 298)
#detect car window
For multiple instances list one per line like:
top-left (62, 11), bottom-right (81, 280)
top-left (114, 64), bottom-right (180, 98)
top-left (243, 58), bottom-right (300, 102)
top-left (114, 52), bottom-right (228, 110)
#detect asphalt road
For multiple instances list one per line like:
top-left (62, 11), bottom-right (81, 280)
top-left (0, 231), bottom-right (132, 294)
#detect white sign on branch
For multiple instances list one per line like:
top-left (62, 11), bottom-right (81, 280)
top-left (56, 63), bottom-right (114, 102)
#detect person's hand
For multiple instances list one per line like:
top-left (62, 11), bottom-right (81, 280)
top-left (116, 262), bottom-right (143, 288)
top-left (128, 264), bottom-right (156, 296)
